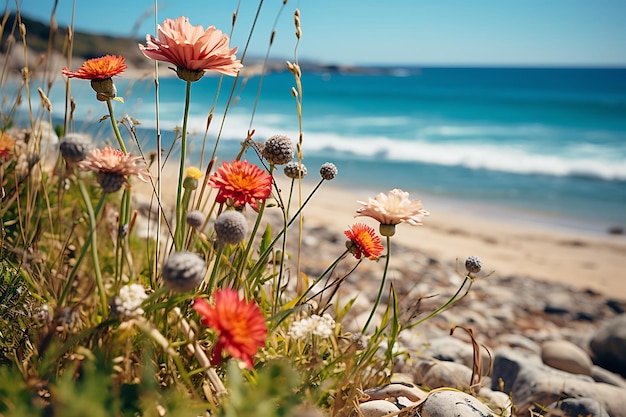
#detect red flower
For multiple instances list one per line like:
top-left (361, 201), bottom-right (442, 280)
top-left (193, 289), bottom-right (267, 369)
top-left (344, 223), bottom-right (384, 260)
top-left (62, 55), bottom-right (127, 80)
top-left (208, 160), bottom-right (272, 210)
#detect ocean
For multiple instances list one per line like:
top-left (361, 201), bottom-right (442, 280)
top-left (8, 67), bottom-right (626, 234)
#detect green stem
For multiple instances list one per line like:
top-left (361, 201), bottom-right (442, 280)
top-left (362, 235), bottom-right (392, 333)
top-left (247, 179), bottom-right (324, 280)
top-left (296, 249), bottom-right (349, 305)
top-left (206, 245), bottom-right (225, 296)
top-left (106, 99), bottom-right (127, 154)
top-left (59, 186), bottom-right (106, 307)
top-left (78, 181), bottom-right (107, 317)
top-left (406, 276), bottom-right (474, 330)
top-left (174, 81), bottom-right (192, 251)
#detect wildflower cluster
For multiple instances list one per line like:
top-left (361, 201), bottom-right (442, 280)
top-left (0, 8), bottom-right (481, 417)
top-left (288, 313), bottom-right (336, 339)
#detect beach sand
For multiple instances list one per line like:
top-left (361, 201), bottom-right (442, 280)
top-left (134, 167), bottom-right (626, 300)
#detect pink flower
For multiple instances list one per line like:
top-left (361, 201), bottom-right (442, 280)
top-left (139, 16), bottom-right (242, 80)
top-left (78, 147), bottom-right (150, 193)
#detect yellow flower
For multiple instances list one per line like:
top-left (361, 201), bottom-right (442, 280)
top-left (185, 166), bottom-right (203, 180)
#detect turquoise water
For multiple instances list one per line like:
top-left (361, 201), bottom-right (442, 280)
top-left (9, 67), bottom-right (626, 232)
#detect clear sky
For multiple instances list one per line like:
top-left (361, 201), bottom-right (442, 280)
top-left (13, 0), bottom-right (626, 67)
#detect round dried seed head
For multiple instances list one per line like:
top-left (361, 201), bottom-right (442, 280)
top-left (261, 134), bottom-right (294, 165)
top-left (96, 171), bottom-right (125, 193)
top-left (214, 210), bottom-right (248, 245)
top-left (319, 162), bottom-right (338, 181)
top-left (283, 161), bottom-right (307, 179)
top-left (162, 251), bottom-right (206, 292)
top-left (186, 210), bottom-right (206, 230)
top-left (59, 133), bottom-right (91, 163)
top-left (465, 256), bottom-right (482, 274)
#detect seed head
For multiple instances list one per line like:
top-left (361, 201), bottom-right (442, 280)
top-left (465, 256), bottom-right (482, 274)
top-left (97, 171), bottom-right (126, 193)
top-left (283, 161), bottom-right (307, 179)
top-left (162, 251), bottom-right (206, 292)
top-left (319, 162), bottom-right (337, 180)
top-left (186, 210), bottom-right (206, 230)
top-left (214, 210), bottom-right (248, 245)
top-left (59, 133), bottom-right (91, 163)
top-left (262, 134), bottom-right (294, 165)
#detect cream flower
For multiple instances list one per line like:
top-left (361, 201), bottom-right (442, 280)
top-left (356, 189), bottom-right (429, 226)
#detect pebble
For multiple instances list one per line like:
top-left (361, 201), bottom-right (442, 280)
top-left (541, 339), bottom-right (593, 376)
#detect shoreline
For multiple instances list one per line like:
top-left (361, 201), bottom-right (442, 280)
top-left (134, 167), bottom-right (626, 299)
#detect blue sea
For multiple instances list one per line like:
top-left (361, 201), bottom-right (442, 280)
top-left (9, 67), bottom-right (626, 234)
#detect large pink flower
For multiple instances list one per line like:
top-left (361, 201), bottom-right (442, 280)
top-left (139, 16), bottom-right (242, 80)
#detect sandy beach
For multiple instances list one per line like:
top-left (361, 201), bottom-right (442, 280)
top-left (135, 167), bottom-right (626, 300)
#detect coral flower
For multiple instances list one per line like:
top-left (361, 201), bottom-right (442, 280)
top-left (0, 132), bottom-right (16, 159)
top-left (208, 160), bottom-right (272, 210)
top-left (356, 189), bottom-right (429, 226)
top-left (193, 289), bottom-right (267, 369)
top-left (62, 55), bottom-right (127, 80)
top-left (344, 223), bottom-right (384, 260)
top-left (139, 16), bottom-right (242, 81)
top-left (78, 147), bottom-right (150, 193)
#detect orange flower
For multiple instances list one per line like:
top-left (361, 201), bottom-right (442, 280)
top-left (344, 223), bottom-right (384, 260)
top-left (139, 16), bottom-right (242, 81)
top-left (0, 132), bottom-right (16, 159)
top-left (208, 160), bottom-right (272, 210)
top-left (193, 289), bottom-right (267, 369)
top-left (62, 55), bottom-right (127, 80)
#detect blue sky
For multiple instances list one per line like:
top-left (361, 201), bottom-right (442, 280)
top-left (15, 0), bottom-right (626, 67)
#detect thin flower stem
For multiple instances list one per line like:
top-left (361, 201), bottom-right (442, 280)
top-left (78, 180), bottom-right (107, 317)
top-left (246, 179), bottom-right (324, 283)
top-left (106, 98), bottom-right (127, 154)
top-left (59, 187), bottom-right (106, 307)
top-left (296, 249), bottom-right (350, 304)
top-left (174, 80), bottom-right (192, 251)
top-left (406, 276), bottom-right (474, 330)
top-left (206, 245), bottom-right (225, 296)
top-left (362, 235), bottom-right (392, 333)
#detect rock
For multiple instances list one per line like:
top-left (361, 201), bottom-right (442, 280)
top-left (494, 333), bottom-right (541, 354)
top-left (491, 348), bottom-right (626, 417)
top-left (421, 336), bottom-right (492, 376)
top-left (362, 382), bottom-right (427, 402)
top-left (541, 340), bottom-right (593, 376)
top-left (357, 399), bottom-right (400, 417)
top-left (546, 397), bottom-right (610, 417)
top-left (589, 315), bottom-right (626, 377)
top-left (591, 365), bottom-right (626, 388)
top-left (477, 388), bottom-right (513, 417)
top-left (420, 390), bottom-right (498, 417)
top-left (414, 359), bottom-right (489, 391)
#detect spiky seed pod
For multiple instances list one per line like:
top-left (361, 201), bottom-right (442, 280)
top-left (319, 162), bottom-right (338, 181)
top-left (283, 161), bottom-right (307, 179)
top-left (161, 251), bottom-right (207, 292)
top-left (186, 210), bottom-right (206, 230)
top-left (261, 134), bottom-right (294, 165)
top-left (59, 133), bottom-right (91, 163)
top-left (465, 256), bottom-right (482, 274)
top-left (214, 210), bottom-right (248, 245)
top-left (96, 171), bottom-right (126, 193)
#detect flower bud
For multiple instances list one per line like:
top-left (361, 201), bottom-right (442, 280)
top-left (319, 162), bottom-right (337, 181)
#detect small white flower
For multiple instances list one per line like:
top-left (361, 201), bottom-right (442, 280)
top-left (113, 283), bottom-right (148, 318)
top-left (288, 313), bottom-right (336, 340)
